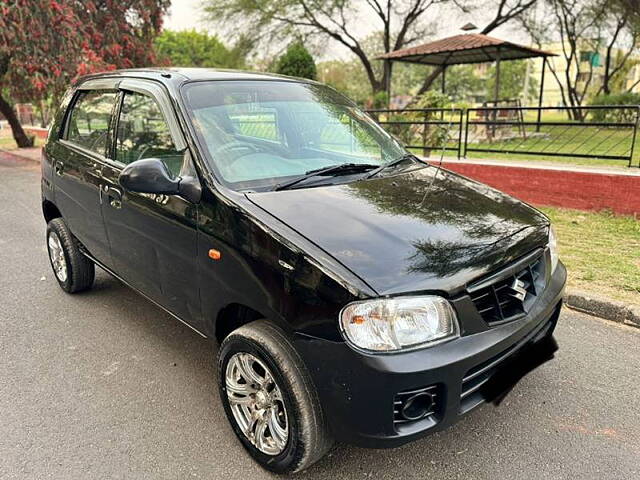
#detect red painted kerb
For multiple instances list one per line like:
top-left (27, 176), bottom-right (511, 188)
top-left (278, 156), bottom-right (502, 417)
top-left (439, 162), bottom-right (639, 216)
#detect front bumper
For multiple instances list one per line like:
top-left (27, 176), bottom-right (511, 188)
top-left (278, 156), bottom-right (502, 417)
top-left (293, 262), bottom-right (566, 448)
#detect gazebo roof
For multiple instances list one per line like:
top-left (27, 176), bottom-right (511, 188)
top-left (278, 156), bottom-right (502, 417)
top-left (377, 33), bottom-right (555, 66)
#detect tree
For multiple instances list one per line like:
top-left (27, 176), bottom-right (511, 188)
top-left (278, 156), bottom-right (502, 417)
top-left (599, 1), bottom-right (640, 95)
top-left (203, 0), bottom-right (449, 95)
top-left (318, 59), bottom-right (373, 103)
top-left (522, 0), bottom-right (638, 120)
top-left (274, 42), bottom-right (317, 79)
top-left (155, 30), bottom-right (249, 69)
top-left (0, 0), bottom-right (169, 148)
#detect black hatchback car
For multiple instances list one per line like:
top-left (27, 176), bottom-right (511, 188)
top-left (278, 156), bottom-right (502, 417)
top-left (42, 68), bottom-right (566, 473)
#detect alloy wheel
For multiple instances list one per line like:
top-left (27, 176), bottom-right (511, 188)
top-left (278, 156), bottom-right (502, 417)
top-left (48, 232), bottom-right (68, 282)
top-left (225, 352), bottom-right (289, 455)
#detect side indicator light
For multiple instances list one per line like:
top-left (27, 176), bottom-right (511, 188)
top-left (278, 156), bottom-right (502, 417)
top-left (208, 249), bottom-right (222, 260)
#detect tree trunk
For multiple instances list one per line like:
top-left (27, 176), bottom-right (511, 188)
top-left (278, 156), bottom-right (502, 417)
top-left (0, 94), bottom-right (34, 148)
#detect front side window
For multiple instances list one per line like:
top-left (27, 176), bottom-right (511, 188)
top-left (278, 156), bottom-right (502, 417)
top-left (182, 80), bottom-right (405, 191)
top-left (65, 90), bottom-right (117, 155)
top-left (116, 91), bottom-right (183, 178)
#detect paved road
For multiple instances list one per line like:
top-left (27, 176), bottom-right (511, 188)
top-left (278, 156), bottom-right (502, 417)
top-left (1, 159), bottom-right (639, 480)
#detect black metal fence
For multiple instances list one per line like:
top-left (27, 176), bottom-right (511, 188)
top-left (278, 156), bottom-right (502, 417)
top-left (366, 105), bottom-right (640, 167)
top-left (366, 108), bottom-right (465, 158)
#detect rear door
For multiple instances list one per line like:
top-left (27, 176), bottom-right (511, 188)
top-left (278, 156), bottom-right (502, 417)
top-left (99, 79), bottom-right (202, 326)
top-left (49, 81), bottom-right (119, 265)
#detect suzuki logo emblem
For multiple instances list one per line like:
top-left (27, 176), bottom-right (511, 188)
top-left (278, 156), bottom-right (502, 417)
top-left (511, 278), bottom-right (528, 302)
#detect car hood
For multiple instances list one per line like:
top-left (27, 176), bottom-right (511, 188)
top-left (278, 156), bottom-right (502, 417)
top-left (246, 166), bottom-right (549, 295)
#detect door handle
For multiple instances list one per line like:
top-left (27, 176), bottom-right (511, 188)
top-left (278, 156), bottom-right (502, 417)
top-left (54, 161), bottom-right (64, 176)
top-left (105, 186), bottom-right (122, 209)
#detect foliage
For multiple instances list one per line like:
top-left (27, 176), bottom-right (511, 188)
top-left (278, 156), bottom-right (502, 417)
top-left (413, 91), bottom-right (451, 109)
top-left (317, 60), bottom-right (371, 104)
top-left (317, 31), bottom-right (429, 106)
top-left (380, 91), bottom-right (454, 153)
top-left (274, 42), bottom-right (317, 80)
top-left (155, 30), bottom-right (248, 69)
top-left (485, 60), bottom-right (539, 103)
top-left (589, 92), bottom-right (640, 121)
top-left (204, 1), bottom-right (538, 96)
top-left (203, 0), bottom-right (440, 93)
top-left (0, 0), bottom-right (169, 102)
top-left (372, 91), bottom-right (389, 109)
top-left (0, 0), bottom-right (169, 146)
top-left (608, 51), bottom-right (640, 94)
top-left (523, 0), bottom-right (639, 118)
top-left (441, 65), bottom-right (484, 102)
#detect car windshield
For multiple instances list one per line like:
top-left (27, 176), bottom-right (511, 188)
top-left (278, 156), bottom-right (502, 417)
top-left (181, 80), bottom-right (406, 191)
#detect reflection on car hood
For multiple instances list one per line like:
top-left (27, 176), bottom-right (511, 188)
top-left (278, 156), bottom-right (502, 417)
top-left (247, 166), bottom-right (549, 295)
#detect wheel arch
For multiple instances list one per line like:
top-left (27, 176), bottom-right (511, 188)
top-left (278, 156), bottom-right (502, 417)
top-left (214, 303), bottom-right (266, 344)
top-left (42, 200), bottom-right (62, 223)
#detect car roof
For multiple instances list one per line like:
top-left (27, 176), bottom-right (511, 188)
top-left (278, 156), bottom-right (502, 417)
top-left (76, 67), bottom-right (315, 86)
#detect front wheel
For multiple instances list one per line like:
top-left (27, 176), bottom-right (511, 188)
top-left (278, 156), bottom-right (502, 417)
top-left (218, 321), bottom-right (333, 474)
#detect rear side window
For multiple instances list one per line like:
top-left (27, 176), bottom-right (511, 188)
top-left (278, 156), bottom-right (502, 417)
top-left (115, 91), bottom-right (183, 178)
top-left (65, 91), bottom-right (117, 155)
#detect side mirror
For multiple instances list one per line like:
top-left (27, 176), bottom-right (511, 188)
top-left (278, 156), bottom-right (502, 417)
top-left (119, 158), bottom-right (202, 203)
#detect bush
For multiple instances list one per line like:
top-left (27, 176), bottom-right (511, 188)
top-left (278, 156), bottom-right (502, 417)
top-left (275, 42), bottom-right (317, 80)
top-left (589, 92), bottom-right (640, 122)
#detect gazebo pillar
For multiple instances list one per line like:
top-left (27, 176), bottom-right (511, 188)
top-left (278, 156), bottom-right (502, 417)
top-left (494, 49), bottom-right (501, 104)
top-left (536, 57), bottom-right (547, 132)
top-left (441, 65), bottom-right (447, 95)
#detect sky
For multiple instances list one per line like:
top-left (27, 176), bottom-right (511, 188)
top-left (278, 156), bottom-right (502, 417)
top-left (164, 0), bottom-right (204, 31)
top-left (163, 0), bottom-right (532, 60)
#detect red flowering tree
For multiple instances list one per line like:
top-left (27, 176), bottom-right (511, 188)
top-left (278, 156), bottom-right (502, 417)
top-left (0, 0), bottom-right (169, 148)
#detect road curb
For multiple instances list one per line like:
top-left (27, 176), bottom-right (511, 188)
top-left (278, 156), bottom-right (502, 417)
top-left (565, 289), bottom-right (640, 328)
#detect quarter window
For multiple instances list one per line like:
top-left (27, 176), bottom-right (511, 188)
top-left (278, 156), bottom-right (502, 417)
top-left (65, 90), bottom-right (117, 155)
top-left (116, 91), bottom-right (183, 177)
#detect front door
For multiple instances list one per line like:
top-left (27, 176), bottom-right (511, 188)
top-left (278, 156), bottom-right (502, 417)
top-left (100, 85), bottom-right (201, 326)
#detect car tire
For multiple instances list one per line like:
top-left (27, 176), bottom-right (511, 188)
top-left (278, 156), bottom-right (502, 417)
top-left (46, 218), bottom-right (95, 293)
top-left (218, 320), bottom-right (333, 474)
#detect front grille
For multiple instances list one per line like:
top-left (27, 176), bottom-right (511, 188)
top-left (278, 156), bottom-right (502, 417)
top-left (468, 251), bottom-right (546, 325)
top-left (393, 385), bottom-right (440, 429)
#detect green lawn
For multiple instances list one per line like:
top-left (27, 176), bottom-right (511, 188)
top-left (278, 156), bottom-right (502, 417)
top-left (463, 123), bottom-right (638, 168)
top-left (0, 127), bottom-right (44, 150)
top-left (540, 207), bottom-right (640, 305)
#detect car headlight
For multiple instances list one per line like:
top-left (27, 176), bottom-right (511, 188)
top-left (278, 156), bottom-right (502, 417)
top-left (548, 225), bottom-right (559, 274)
top-left (340, 296), bottom-right (459, 353)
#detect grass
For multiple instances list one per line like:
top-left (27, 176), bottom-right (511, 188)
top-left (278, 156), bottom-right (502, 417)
top-left (540, 207), bottom-right (640, 305)
top-left (463, 123), bottom-right (638, 168)
top-left (0, 131), bottom-right (44, 150)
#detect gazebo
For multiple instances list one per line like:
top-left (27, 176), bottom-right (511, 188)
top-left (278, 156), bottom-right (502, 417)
top-left (377, 33), bottom-right (556, 111)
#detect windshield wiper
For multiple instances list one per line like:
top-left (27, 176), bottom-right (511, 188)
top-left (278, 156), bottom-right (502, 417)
top-left (273, 163), bottom-right (378, 191)
top-left (365, 153), bottom-right (417, 179)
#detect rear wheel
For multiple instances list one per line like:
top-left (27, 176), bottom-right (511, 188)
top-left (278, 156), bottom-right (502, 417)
top-left (46, 218), bottom-right (94, 293)
top-left (218, 321), bottom-right (333, 474)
